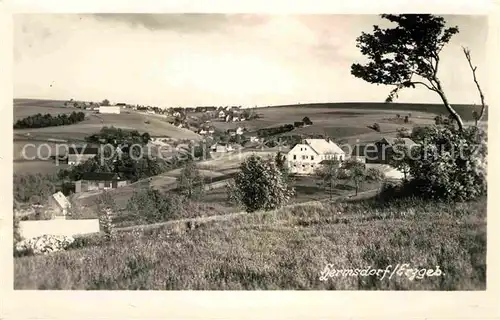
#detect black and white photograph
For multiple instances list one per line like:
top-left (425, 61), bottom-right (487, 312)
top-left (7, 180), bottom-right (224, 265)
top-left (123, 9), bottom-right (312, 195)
top-left (10, 10), bottom-right (491, 294)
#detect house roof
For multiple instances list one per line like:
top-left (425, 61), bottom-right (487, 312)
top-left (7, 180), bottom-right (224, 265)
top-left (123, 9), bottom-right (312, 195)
top-left (304, 139), bottom-right (345, 155)
top-left (68, 147), bottom-right (99, 155)
top-left (380, 137), bottom-right (417, 147)
top-left (51, 191), bottom-right (71, 210)
top-left (81, 172), bottom-right (121, 181)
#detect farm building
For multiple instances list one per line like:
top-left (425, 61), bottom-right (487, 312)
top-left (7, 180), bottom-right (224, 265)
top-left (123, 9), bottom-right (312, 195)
top-left (286, 139), bottom-right (345, 175)
top-left (367, 137), bottom-right (417, 164)
top-left (99, 106), bottom-right (121, 114)
top-left (67, 146), bottom-right (99, 165)
top-left (47, 191), bottom-right (72, 218)
top-left (74, 172), bottom-right (129, 193)
top-left (210, 143), bottom-right (234, 153)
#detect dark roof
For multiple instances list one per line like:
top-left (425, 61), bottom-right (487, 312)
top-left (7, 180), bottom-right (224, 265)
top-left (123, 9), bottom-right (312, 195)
top-left (81, 172), bottom-right (120, 181)
top-left (68, 147), bottom-right (99, 155)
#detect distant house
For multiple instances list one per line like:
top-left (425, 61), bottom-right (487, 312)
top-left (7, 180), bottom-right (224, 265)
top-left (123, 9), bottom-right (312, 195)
top-left (211, 143), bottom-right (233, 153)
top-left (115, 103), bottom-right (127, 107)
top-left (198, 128), bottom-right (208, 135)
top-left (47, 191), bottom-right (72, 218)
top-left (219, 110), bottom-right (226, 118)
top-left (208, 127), bottom-right (215, 134)
top-left (173, 111), bottom-right (181, 117)
top-left (249, 136), bottom-right (259, 142)
top-left (225, 114), bottom-right (232, 122)
top-left (227, 129), bottom-right (237, 137)
top-left (371, 137), bottom-right (417, 164)
top-left (99, 106), bottom-right (121, 114)
top-left (67, 146), bottom-right (99, 165)
top-left (236, 127), bottom-right (244, 135)
top-left (286, 139), bottom-right (346, 175)
top-left (75, 172), bottom-right (129, 193)
top-left (232, 116), bottom-right (240, 122)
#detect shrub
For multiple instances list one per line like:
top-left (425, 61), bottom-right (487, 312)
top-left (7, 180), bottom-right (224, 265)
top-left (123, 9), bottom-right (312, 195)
top-left (231, 154), bottom-right (294, 212)
top-left (99, 208), bottom-right (115, 242)
top-left (404, 125), bottom-right (487, 201)
top-left (125, 187), bottom-right (180, 223)
top-left (371, 123), bottom-right (381, 132)
top-left (177, 159), bottom-right (205, 199)
top-left (366, 167), bottom-right (385, 182)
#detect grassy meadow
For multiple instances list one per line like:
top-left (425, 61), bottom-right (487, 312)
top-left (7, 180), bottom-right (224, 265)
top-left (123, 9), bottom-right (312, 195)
top-left (14, 196), bottom-right (486, 290)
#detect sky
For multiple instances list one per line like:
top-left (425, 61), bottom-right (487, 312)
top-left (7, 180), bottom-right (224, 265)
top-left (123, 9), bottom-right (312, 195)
top-left (14, 14), bottom-right (489, 107)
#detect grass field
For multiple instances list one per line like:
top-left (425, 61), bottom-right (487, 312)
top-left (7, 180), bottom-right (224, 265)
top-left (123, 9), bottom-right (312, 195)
top-left (269, 102), bottom-right (487, 122)
top-left (13, 99), bottom-right (75, 121)
top-left (14, 196), bottom-right (486, 290)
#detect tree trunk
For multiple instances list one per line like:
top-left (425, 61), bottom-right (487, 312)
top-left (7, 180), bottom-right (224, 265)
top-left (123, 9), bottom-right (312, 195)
top-left (434, 79), bottom-right (464, 131)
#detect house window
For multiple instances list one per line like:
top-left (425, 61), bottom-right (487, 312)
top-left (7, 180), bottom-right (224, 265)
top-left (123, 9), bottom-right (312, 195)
top-left (311, 156), bottom-right (314, 161)
top-left (104, 181), bottom-right (111, 188)
top-left (293, 155), bottom-right (296, 160)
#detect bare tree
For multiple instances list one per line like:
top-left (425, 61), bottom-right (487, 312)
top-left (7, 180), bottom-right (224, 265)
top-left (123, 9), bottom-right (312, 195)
top-left (463, 47), bottom-right (486, 127)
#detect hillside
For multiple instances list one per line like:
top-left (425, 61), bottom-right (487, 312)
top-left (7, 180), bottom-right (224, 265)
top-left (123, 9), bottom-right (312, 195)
top-left (269, 102), bottom-right (486, 121)
top-left (14, 196), bottom-right (486, 290)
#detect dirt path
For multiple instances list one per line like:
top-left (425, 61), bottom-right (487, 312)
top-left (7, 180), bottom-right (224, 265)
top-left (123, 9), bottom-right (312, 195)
top-left (114, 188), bottom-right (379, 233)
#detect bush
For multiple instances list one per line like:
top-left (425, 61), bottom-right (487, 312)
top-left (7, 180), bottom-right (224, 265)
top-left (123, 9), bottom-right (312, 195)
top-left (371, 123), bottom-right (381, 132)
top-left (231, 155), bottom-right (294, 212)
top-left (366, 168), bottom-right (385, 182)
top-left (125, 187), bottom-right (181, 223)
top-left (404, 126), bottom-right (487, 201)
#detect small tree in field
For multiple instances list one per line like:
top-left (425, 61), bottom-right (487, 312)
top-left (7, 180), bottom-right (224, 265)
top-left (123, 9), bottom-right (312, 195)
top-left (315, 159), bottom-right (340, 200)
top-left (231, 155), bottom-right (294, 213)
top-left (344, 160), bottom-right (366, 196)
top-left (177, 159), bottom-right (205, 199)
top-left (389, 138), bottom-right (412, 180)
top-left (351, 14), bottom-right (464, 131)
top-left (101, 99), bottom-right (110, 106)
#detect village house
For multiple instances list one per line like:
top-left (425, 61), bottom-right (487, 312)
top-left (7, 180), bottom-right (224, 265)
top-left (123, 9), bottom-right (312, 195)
top-left (47, 191), bottom-right (72, 218)
top-left (211, 143), bottom-right (234, 153)
top-left (286, 138), bottom-right (346, 175)
top-left (75, 172), bottom-right (129, 193)
top-left (208, 127), bottom-right (215, 134)
top-left (198, 128), bottom-right (208, 135)
top-left (232, 116), bottom-right (240, 122)
top-left (218, 110), bottom-right (226, 118)
top-left (67, 146), bottom-right (99, 165)
top-left (173, 111), bottom-right (181, 117)
top-left (369, 137), bottom-right (417, 164)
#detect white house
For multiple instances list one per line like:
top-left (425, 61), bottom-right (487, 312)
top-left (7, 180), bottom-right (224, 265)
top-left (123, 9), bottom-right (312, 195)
top-left (219, 110), bottom-right (226, 118)
top-left (211, 143), bottom-right (233, 153)
top-left (286, 139), bottom-right (346, 175)
top-left (236, 127), bottom-right (244, 135)
top-left (225, 114), bottom-right (232, 122)
top-left (173, 111), bottom-right (181, 117)
top-left (233, 116), bottom-right (240, 122)
top-left (99, 106), bottom-right (121, 114)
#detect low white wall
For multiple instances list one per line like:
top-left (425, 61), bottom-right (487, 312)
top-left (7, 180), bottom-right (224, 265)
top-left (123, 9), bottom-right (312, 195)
top-left (19, 219), bottom-right (100, 239)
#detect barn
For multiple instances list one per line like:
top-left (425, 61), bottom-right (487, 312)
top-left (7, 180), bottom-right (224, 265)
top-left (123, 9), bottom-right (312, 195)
top-left (99, 106), bottom-right (121, 114)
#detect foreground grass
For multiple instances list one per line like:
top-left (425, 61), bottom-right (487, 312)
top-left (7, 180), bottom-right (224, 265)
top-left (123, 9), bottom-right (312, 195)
top-left (14, 196), bottom-right (486, 290)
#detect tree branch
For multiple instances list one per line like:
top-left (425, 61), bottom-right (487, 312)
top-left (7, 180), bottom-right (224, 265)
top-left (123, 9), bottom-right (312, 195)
top-left (409, 81), bottom-right (438, 92)
top-left (462, 46), bottom-right (486, 126)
